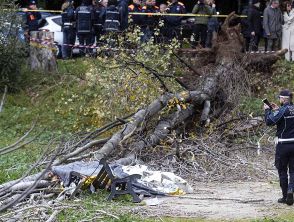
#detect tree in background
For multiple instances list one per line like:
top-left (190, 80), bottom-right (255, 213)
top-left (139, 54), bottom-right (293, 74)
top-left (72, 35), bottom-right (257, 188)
top-left (0, 0), bottom-right (27, 90)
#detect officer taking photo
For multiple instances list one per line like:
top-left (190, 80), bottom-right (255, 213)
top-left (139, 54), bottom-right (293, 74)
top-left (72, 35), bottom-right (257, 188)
top-left (264, 89), bottom-right (294, 205)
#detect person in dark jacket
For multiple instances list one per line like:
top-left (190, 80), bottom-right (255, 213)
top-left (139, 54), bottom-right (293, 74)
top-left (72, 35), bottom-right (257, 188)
top-left (248, 0), bottom-right (263, 51)
top-left (128, 0), bottom-right (142, 27)
top-left (93, 0), bottom-right (108, 44)
top-left (140, 0), bottom-right (159, 42)
top-left (241, 5), bottom-right (251, 51)
top-left (118, 0), bottom-right (129, 31)
top-left (192, 0), bottom-right (212, 48)
top-left (264, 89), bottom-right (294, 205)
top-left (61, 0), bottom-right (76, 59)
top-left (76, 0), bottom-right (95, 55)
top-left (25, 0), bottom-right (41, 33)
top-left (263, 0), bottom-right (284, 51)
top-left (165, 0), bottom-right (186, 40)
top-left (206, 0), bottom-right (219, 48)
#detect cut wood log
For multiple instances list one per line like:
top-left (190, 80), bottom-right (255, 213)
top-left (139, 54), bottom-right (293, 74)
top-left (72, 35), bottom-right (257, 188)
top-left (29, 31), bottom-right (57, 73)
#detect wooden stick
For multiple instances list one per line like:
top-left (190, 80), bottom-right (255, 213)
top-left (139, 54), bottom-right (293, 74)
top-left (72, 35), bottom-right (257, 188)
top-left (0, 85), bottom-right (7, 113)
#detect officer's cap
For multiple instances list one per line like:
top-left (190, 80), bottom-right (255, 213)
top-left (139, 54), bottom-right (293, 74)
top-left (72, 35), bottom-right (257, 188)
top-left (29, 0), bottom-right (37, 5)
top-left (279, 89), bottom-right (293, 98)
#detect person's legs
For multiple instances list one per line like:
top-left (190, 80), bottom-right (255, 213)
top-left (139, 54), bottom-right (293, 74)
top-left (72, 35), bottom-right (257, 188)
top-left (78, 34), bottom-right (86, 56)
top-left (272, 38), bottom-right (278, 51)
top-left (287, 145), bottom-right (294, 205)
top-left (251, 35), bottom-right (260, 51)
top-left (62, 28), bottom-right (69, 59)
top-left (200, 25), bottom-right (208, 48)
top-left (245, 37), bottom-right (250, 52)
top-left (264, 38), bottom-right (268, 52)
top-left (85, 34), bottom-right (94, 55)
top-left (275, 144), bottom-right (289, 203)
top-left (267, 38), bottom-right (274, 51)
top-left (64, 27), bottom-right (76, 59)
top-left (206, 30), bottom-right (213, 48)
top-left (193, 24), bottom-right (201, 48)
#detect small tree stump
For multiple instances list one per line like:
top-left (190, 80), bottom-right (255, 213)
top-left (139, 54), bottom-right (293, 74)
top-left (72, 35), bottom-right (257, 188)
top-left (29, 31), bottom-right (57, 73)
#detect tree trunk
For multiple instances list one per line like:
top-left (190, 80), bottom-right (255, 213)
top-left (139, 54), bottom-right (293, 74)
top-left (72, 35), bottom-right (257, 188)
top-left (29, 31), bottom-right (57, 73)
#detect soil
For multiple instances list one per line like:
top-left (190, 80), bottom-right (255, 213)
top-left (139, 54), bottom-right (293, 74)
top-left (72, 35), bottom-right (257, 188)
top-left (129, 181), bottom-right (293, 221)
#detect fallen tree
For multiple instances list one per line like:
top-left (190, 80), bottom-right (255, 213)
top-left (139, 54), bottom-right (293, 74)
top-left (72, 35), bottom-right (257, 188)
top-left (0, 12), bottom-right (287, 218)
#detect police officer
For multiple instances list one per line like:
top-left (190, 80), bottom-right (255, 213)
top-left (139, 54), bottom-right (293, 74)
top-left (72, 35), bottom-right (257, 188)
top-left (118, 0), bottom-right (129, 31)
top-left (128, 0), bottom-right (143, 27)
top-left (104, 0), bottom-right (128, 32)
top-left (76, 0), bottom-right (94, 56)
top-left (165, 0), bottom-right (186, 40)
top-left (140, 0), bottom-right (159, 42)
top-left (93, 0), bottom-right (108, 44)
top-left (61, 0), bottom-right (76, 59)
top-left (25, 0), bottom-right (41, 33)
top-left (264, 89), bottom-right (294, 205)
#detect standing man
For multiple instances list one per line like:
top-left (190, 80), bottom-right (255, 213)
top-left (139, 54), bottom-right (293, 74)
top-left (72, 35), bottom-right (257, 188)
top-left (76, 0), bottom-right (94, 56)
top-left (128, 0), bottom-right (142, 27)
top-left (140, 0), bottom-right (159, 42)
top-left (93, 0), bottom-right (108, 44)
top-left (248, 0), bottom-right (263, 51)
top-left (264, 90), bottom-right (294, 205)
top-left (61, 0), bottom-right (76, 59)
top-left (25, 0), bottom-right (41, 33)
top-left (263, 0), bottom-right (284, 51)
top-left (206, 0), bottom-right (219, 48)
top-left (192, 0), bottom-right (213, 48)
top-left (165, 0), bottom-right (186, 40)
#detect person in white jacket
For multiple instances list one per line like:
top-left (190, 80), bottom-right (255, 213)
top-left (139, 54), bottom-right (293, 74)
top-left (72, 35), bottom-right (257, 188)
top-left (282, 1), bottom-right (294, 61)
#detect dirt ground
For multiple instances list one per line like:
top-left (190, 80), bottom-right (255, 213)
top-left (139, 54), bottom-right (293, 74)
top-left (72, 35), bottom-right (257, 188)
top-left (130, 181), bottom-right (294, 221)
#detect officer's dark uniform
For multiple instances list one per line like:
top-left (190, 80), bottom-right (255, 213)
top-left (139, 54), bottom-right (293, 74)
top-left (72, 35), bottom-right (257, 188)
top-left (265, 90), bottom-right (294, 205)
top-left (25, 1), bottom-right (41, 33)
top-left (128, 2), bottom-right (142, 27)
top-left (93, 3), bottom-right (107, 44)
top-left (61, 0), bottom-right (76, 59)
top-left (140, 5), bottom-right (159, 42)
top-left (76, 0), bottom-right (94, 55)
top-left (117, 0), bottom-right (129, 31)
top-left (165, 1), bottom-right (186, 40)
top-left (104, 0), bottom-right (129, 32)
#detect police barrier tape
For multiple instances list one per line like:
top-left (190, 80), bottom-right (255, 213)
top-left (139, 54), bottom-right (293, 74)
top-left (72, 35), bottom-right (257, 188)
top-left (29, 37), bottom-right (136, 51)
top-left (13, 9), bottom-right (248, 18)
top-left (29, 37), bottom-right (276, 55)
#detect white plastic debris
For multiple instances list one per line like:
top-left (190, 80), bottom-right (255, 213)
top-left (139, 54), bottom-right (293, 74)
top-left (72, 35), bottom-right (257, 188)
top-left (121, 165), bottom-right (193, 194)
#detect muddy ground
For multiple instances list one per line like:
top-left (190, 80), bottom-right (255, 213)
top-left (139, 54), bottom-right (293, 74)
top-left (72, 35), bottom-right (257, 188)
top-left (129, 181), bottom-right (293, 221)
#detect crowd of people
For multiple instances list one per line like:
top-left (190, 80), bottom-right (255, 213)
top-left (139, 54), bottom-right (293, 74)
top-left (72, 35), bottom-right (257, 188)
top-left (23, 0), bottom-right (294, 60)
top-left (241, 0), bottom-right (294, 56)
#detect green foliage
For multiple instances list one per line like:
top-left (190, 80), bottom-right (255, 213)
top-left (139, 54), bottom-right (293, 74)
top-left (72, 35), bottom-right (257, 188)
top-left (0, 30), bottom-right (183, 183)
top-left (238, 60), bottom-right (294, 117)
top-left (0, 1), bottom-right (27, 89)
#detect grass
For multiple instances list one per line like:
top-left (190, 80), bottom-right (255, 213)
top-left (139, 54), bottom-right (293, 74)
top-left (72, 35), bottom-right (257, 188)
top-left (1, 58), bottom-right (294, 221)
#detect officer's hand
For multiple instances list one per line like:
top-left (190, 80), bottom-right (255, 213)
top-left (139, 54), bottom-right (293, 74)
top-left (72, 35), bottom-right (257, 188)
top-left (263, 104), bottom-right (270, 110)
top-left (251, 31), bottom-right (255, 36)
top-left (23, 8), bottom-right (28, 12)
top-left (271, 103), bottom-right (279, 110)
